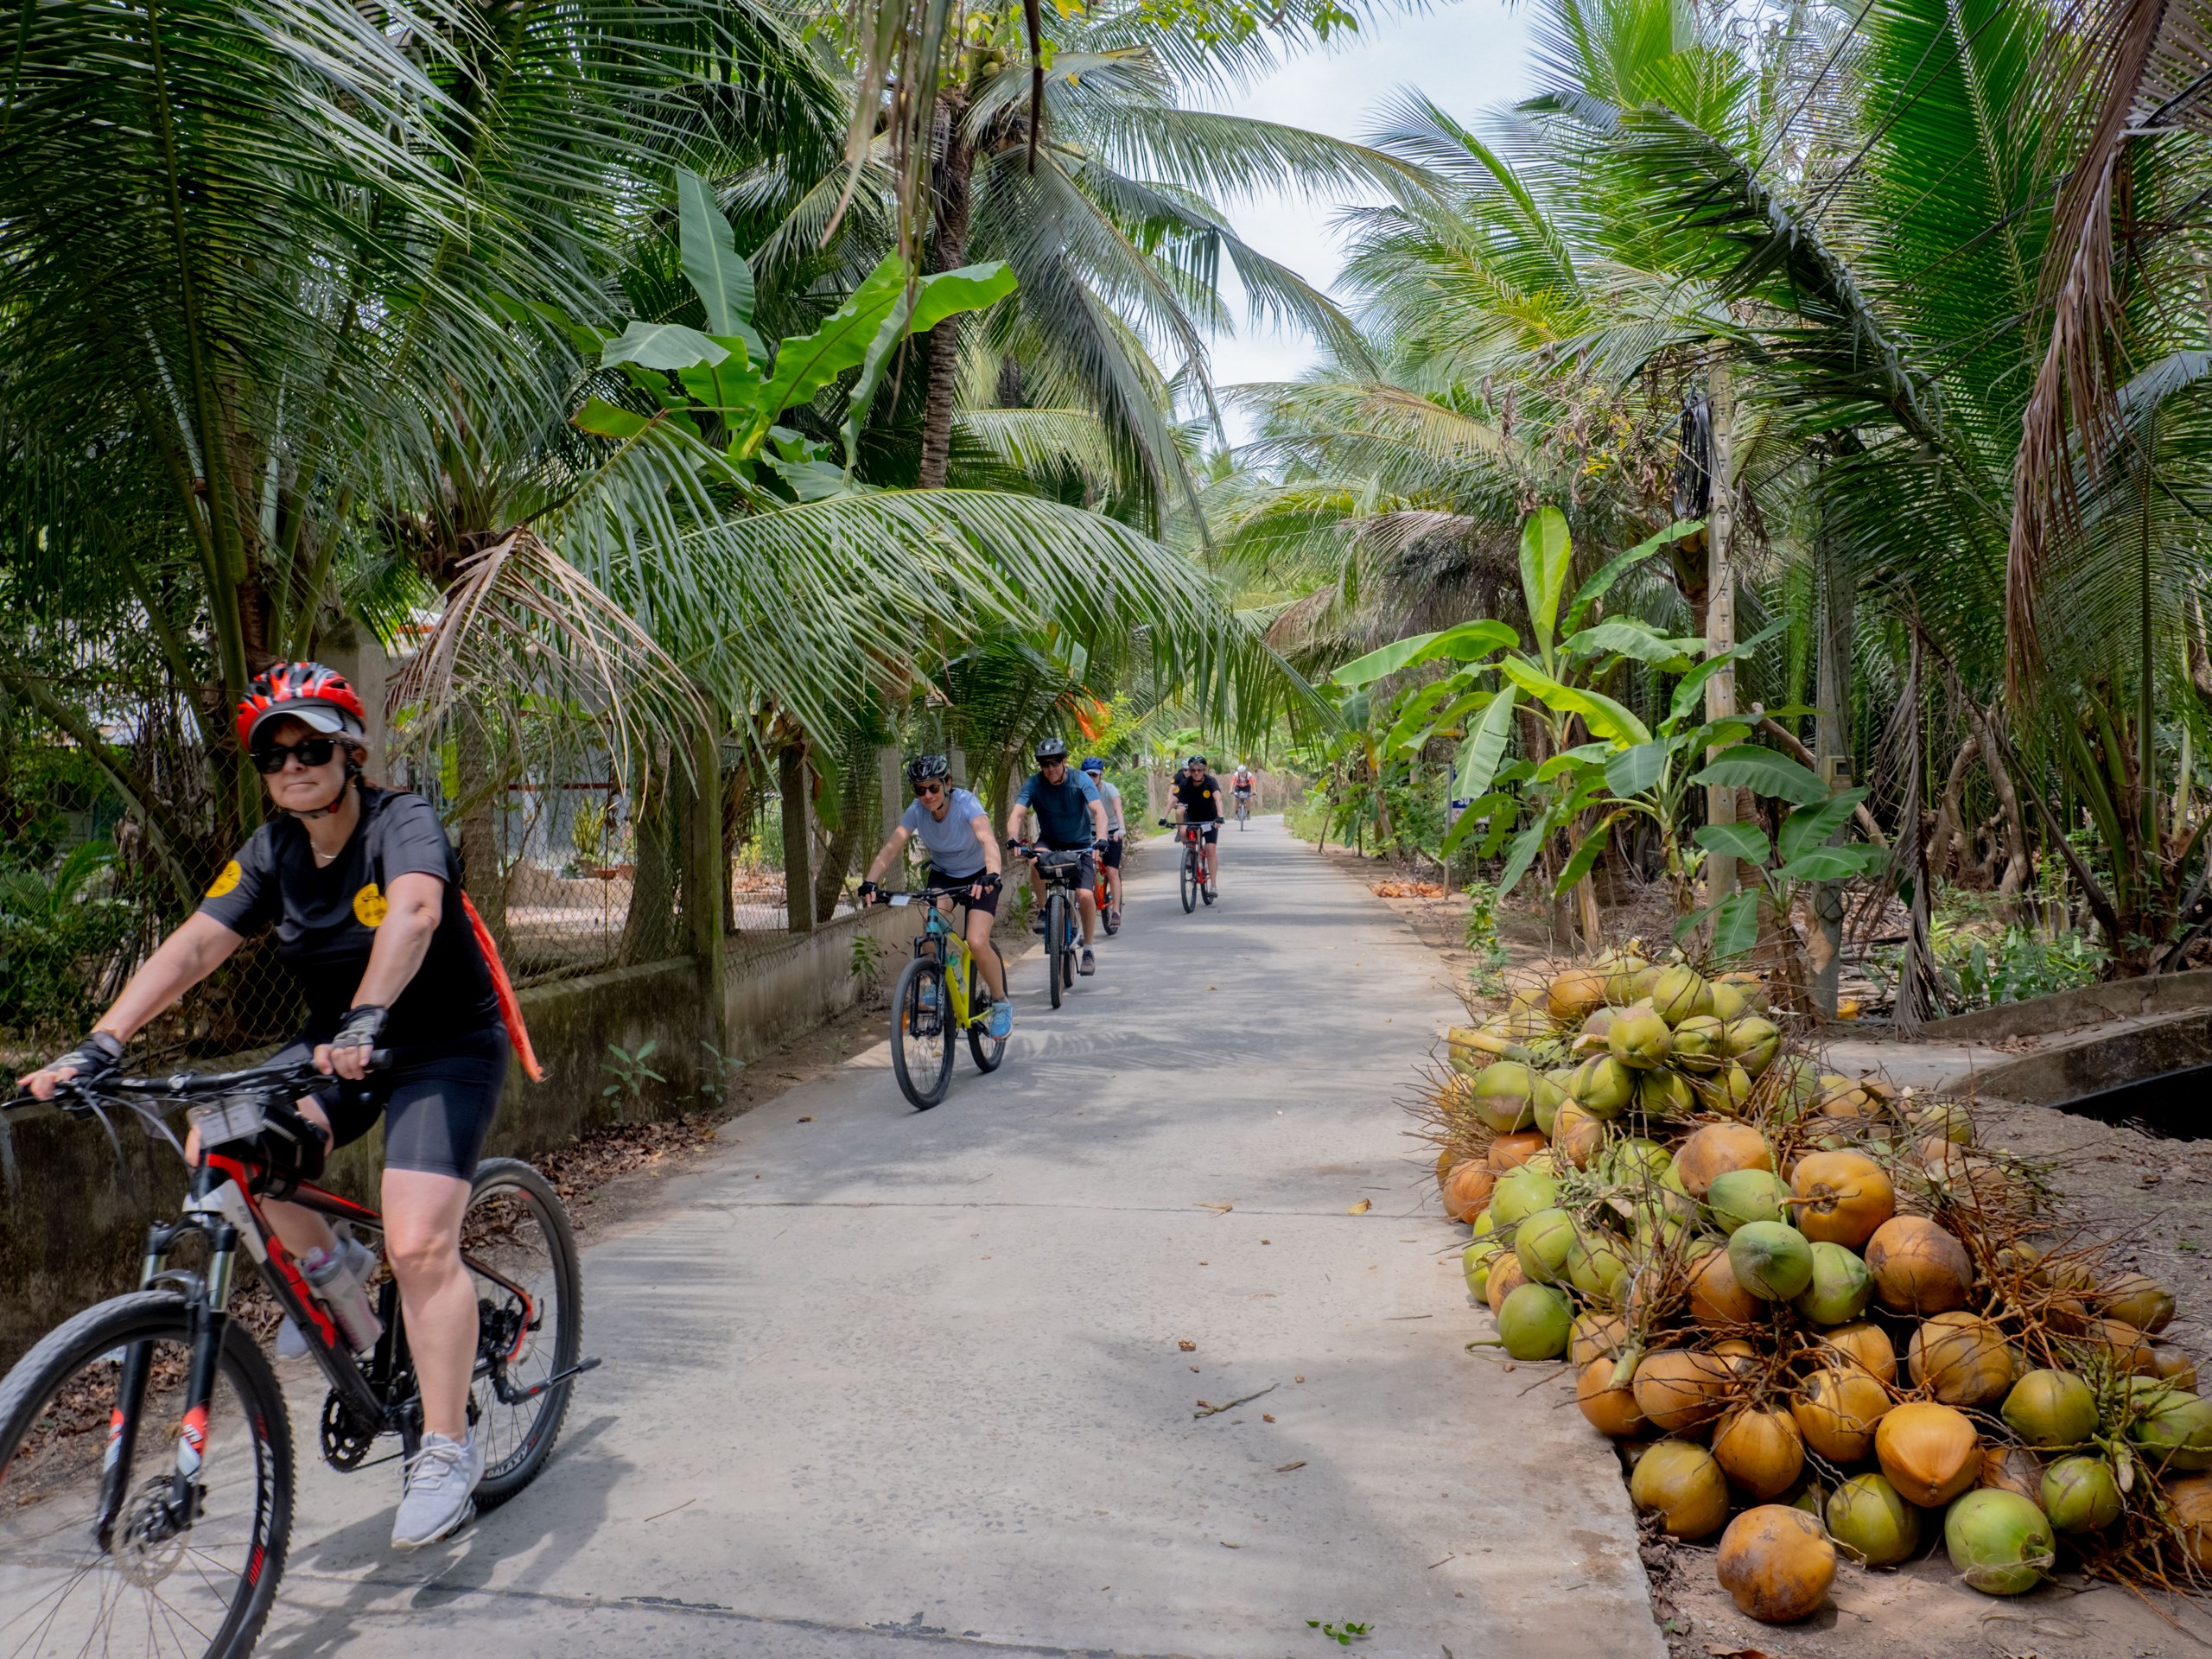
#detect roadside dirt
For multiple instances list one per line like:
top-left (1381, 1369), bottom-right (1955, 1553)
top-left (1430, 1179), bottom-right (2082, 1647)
top-left (1338, 837), bottom-right (2212, 1659)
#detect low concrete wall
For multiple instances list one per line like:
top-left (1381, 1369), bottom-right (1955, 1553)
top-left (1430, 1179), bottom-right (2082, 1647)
top-left (1974, 1009), bottom-right (2212, 1106)
top-left (1924, 968), bottom-right (2212, 1042)
top-left (0, 915), bottom-right (907, 1370)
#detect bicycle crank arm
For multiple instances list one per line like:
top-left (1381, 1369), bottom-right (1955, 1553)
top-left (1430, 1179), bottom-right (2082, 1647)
top-left (497, 1355), bottom-right (601, 1404)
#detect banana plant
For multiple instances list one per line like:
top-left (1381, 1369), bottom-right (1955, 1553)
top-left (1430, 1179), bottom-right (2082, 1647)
top-left (537, 167), bottom-right (1017, 498)
top-left (1332, 506), bottom-right (1705, 934)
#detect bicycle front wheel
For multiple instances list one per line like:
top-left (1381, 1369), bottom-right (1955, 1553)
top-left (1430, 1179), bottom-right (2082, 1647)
top-left (0, 1291), bottom-right (293, 1659)
top-left (464, 1158), bottom-right (583, 1508)
top-left (1179, 850), bottom-right (1198, 912)
top-left (891, 956), bottom-right (955, 1107)
top-left (1046, 893), bottom-right (1067, 1009)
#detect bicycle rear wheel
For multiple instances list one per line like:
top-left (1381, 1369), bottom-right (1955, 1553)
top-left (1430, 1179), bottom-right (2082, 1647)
top-left (0, 1291), bottom-right (292, 1659)
top-left (1179, 849), bottom-right (1198, 912)
top-left (1099, 880), bottom-right (1121, 936)
top-left (891, 956), bottom-right (956, 1107)
top-left (1046, 892), bottom-right (1067, 1009)
top-left (463, 1158), bottom-right (583, 1508)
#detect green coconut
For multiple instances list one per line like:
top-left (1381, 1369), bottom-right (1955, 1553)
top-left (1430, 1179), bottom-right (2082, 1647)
top-left (2001, 1370), bottom-right (2099, 1450)
top-left (1649, 964), bottom-right (1713, 1026)
top-left (1701, 1064), bottom-right (1756, 1117)
top-left (1514, 1207), bottom-right (1580, 1286)
top-left (1609, 1010), bottom-right (1674, 1070)
top-left (1707, 1167), bottom-right (1790, 1234)
top-left (1707, 979), bottom-right (1749, 1023)
top-left (1729, 1220), bottom-right (1815, 1302)
top-left (1471, 1061), bottom-right (1541, 1133)
top-left (1567, 1230), bottom-right (1633, 1303)
top-left (1767, 1055), bottom-right (1822, 1120)
top-left (1600, 1136), bottom-right (1673, 1184)
top-left (1461, 1238), bottom-right (1496, 1300)
top-left (1792, 1241), bottom-right (1875, 1325)
top-left (2127, 1390), bottom-right (2212, 1471)
top-left (1570, 1054), bottom-right (1637, 1119)
top-left (1911, 1100), bottom-right (1974, 1145)
top-left (1669, 1014), bottom-right (1729, 1072)
top-left (1535, 1070), bottom-right (1574, 1136)
top-left (1497, 1281), bottom-right (1573, 1360)
top-left (1638, 1068), bottom-right (1697, 1118)
top-left (2041, 1456), bottom-right (2123, 1534)
top-left (1944, 1489), bottom-right (2056, 1596)
top-left (1826, 1472), bottom-right (1921, 1567)
top-left (2101, 1272), bottom-right (2177, 1334)
top-left (1490, 1165), bottom-right (1559, 1228)
top-left (1725, 1015), bottom-right (1782, 1077)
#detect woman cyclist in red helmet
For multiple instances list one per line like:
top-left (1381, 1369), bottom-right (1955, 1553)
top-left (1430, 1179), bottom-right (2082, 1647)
top-left (19, 662), bottom-right (511, 1549)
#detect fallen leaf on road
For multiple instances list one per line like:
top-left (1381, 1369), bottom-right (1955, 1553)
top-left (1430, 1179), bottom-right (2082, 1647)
top-left (1294, 1376), bottom-right (1304, 1383)
top-left (1262, 1414), bottom-right (1276, 1422)
top-left (1347, 1198), bottom-right (1371, 1214)
top-left (1179, 1339), bottom-right (1197, 1351)
top-left (1195, 1202), bottom-right (1233, 1214)
top-left (1275, 1461), bottom-right (1306, 1472)
top-left (796, 1116), bottom-right (814, 1123)
top-left (1220, 1541), bottom-right (1241, 1548)
top-left (1194, 1384), bottom-right (1276, 1419)
top-left (1704, 1649), bottom-right (1772, 1659)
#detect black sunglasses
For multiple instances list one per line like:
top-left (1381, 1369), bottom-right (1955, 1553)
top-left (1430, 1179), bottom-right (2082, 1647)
top-left (913, 781), bottom-right (945, 796)
top-left (253, 737), bottom-right (340, 774)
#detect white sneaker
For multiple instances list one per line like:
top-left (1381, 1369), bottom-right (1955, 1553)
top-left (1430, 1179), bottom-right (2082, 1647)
top-left (391, 1428), bottom-right (485, 1548)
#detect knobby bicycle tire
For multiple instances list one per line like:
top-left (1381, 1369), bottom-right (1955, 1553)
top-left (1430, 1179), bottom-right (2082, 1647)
top-left (464, 1158), bottom-right (583, 1508)
top-left (1099, 882), bottom-right (1121, 936)
top-left (1179, 847), bottom-right (1198, 913)
top-left (968, 1012), bottom-right (1007, 1073)
top-left (891, 956), bottom-right (956, 1107)
top-left (1046, 892), bottom-right (1067, 1009)
top-left (0, 1291), bottom-right (294, 1659)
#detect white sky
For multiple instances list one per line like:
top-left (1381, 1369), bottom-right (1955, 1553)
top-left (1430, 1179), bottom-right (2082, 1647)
top-left (1196, 1), bottom-right (1535, 440)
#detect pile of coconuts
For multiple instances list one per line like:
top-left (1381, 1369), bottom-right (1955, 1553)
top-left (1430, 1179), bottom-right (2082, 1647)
top-left (1424, 950), bottom-right (2212, 1625)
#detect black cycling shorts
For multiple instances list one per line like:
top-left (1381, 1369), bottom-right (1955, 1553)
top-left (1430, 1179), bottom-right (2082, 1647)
top-left (1185, 822), bottom-right (1220, 844)
top-left (927, 866), bottom-right (1001, 917)
top-left (280, 1026), bottom-right (508, 1180)
top-left (1100, 837), bottom-right (1124, 871)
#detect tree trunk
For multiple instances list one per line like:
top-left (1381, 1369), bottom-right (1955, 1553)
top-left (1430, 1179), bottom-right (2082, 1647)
top-left (1930, 736), bottom-right (1979, 882)
top-left (455, 709), bottom-right (507, 947)
top-left (778, 742), bottom-right (813, 935)
top-left (721, 752), bottom-right (754, 933)
top-left (1703, 360), bottom-right (1738, 908)
top-left (1811, 518), bottom-right (1852, 1016)
top-left (620, 766), bottom-right (674, 965)
top-left (1963, 702), bottom-right (2034, 909)
top-left (916, 93), bottom-right (976, 490)
top-left (813, 760), bottom-right (863, 923)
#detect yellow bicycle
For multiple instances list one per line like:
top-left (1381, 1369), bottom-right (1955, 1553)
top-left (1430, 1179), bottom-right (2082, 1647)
top-left (887, 883), bottom-right (1007, 1109)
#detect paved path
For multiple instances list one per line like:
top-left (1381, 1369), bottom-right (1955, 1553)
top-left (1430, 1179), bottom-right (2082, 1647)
top-left (263, 819), bottom-right (1662, 1659)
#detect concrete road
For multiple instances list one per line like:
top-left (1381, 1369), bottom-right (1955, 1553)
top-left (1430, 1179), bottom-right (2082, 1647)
top-left (261, 818), bottom-right (1662, 1659)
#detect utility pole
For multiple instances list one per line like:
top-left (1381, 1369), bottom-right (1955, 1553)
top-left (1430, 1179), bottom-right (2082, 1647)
top-left (1703, 360), bottom-right (1738, 908)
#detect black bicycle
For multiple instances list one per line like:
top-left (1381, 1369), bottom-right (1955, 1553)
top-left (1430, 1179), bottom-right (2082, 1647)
top-left (0, 1058), bottom-right (590, 1659)
top-left (1160, 818), bottom-right (1214, 912)
top-left (1019, 845), bottom-right (1089, 1008)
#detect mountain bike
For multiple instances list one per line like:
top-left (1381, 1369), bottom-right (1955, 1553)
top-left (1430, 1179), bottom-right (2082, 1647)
top-left (1235, 790), bottom-right (1252, 830)
top-left (0, 1057), bottom-right (590, 1659)
top-left (884, 884), bottom-right (1008, 1109)
top-left (1020, 846), bottom-right (1088, 1008)
top-left (1161, 819), bottom-right (1214, 912)
top-left (1094, 842), bottom-right (1122, 936)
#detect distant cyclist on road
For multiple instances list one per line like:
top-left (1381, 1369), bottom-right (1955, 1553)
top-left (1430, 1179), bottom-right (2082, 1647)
top-left (1006, 737), bottom-right (1109, 976)
top-left (1080, 757), bottom-right (1125, 918)
top-left (857, 756), bottom-right (1011, 1039)
top-left (1171, 754), bottom-right (1224, 897)
top-left (1231, 761), bottom-right (1255, 818)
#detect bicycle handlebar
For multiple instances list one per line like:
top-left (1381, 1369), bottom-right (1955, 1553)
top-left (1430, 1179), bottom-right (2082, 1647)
top-left (5, 1050), bottom-right (397, 1114)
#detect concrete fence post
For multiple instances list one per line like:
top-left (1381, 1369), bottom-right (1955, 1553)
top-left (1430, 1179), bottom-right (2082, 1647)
top-left (878, 747), bottom-right (904, 854)
top-left (779, 742), bottom-right (814, 935)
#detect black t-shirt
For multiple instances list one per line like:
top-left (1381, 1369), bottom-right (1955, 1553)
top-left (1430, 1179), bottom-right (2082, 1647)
top-left (198, 787), bottom-right (499, 1049)
top-left (1173, 773), bottom-right (1223, 822)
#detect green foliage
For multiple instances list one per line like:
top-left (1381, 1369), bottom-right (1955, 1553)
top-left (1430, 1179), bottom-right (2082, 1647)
top-left (600, 1039), bottom-right (665, 1120)
top-left (1305, 1620), bottom-right (1373, 1645)
top-left (0, 842), bottom-right (133, 1037)
top-left (1461, 879), bottom-right (1511, 995)
top-left (696, 1040), bottom-right (746, 1105)
top-left (850, 931), bottom-right (887, 982)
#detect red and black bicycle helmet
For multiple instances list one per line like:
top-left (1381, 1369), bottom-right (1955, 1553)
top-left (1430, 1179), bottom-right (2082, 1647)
top-left (235, 661), bottom-right (368, 751)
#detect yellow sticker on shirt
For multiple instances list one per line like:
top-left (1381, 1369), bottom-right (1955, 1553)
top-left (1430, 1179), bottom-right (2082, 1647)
top-left (352, 884), bottom-right (388, 927)
top-left (206, 860), bottom-right (242, 899)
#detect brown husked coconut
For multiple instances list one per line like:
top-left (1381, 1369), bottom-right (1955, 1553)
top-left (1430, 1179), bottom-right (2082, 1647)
top-left (1792, 1368), bottom-right (1891, 1462)
top-left (1577, 1357), bottom-right (1649, 1436)
top-left (1552, 1100), bottom-right (1605, 1170)
top-left (2167, 1474), bottom-right (2212, 1570)
top-left (2100, 1272), bottom-right (2177, 1335)
top-left (2084, 1318), bottom-right (2159, 1376)
top-left (1907, 1312), bottom-right (2018, 1407)
top-left (1865, 1216), bottom-right (1974, 1314)
top-left (1632, 1350), bottom-right (1737, 1433)
top-left (1977, 1444), bottom-right (2044, 1503)
top-left (1548, 966), bottom-right (1610, 1021)
top-left (1674, 1123), bottom-right (1775, 1200)
top-left (1486, 1130), bottom-right (1549, 1172)
top-left (1688, 1245), bottom-right (1763, 1327)
top-left (1484, 1249), bottom-right (1528, 1315)
top-left (1789, 1150), bottom-right (1895, 1249)
top-left (1813, 1320), bottom-right (1897, 1385)
top-left (1443, 1161), bottom-right (1496, 1224)
top-left (1875, 1401), bottom-right (1983, 1506)
top-left (1570, 1311), bottom-right (1628, 1366)
top-left (1716, 1505), bottom-right (1836, 1624)
top-left (2154, 1345), bottom-right (2200, 1391)
top-left (1629, 1440), bottom-right (1729, 1539)
top-left (1713, 1405), bottom-right (1806, 1501)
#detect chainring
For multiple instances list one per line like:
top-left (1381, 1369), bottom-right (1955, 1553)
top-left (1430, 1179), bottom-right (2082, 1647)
top-left (319, 1389), bottom-right (378, 1471)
